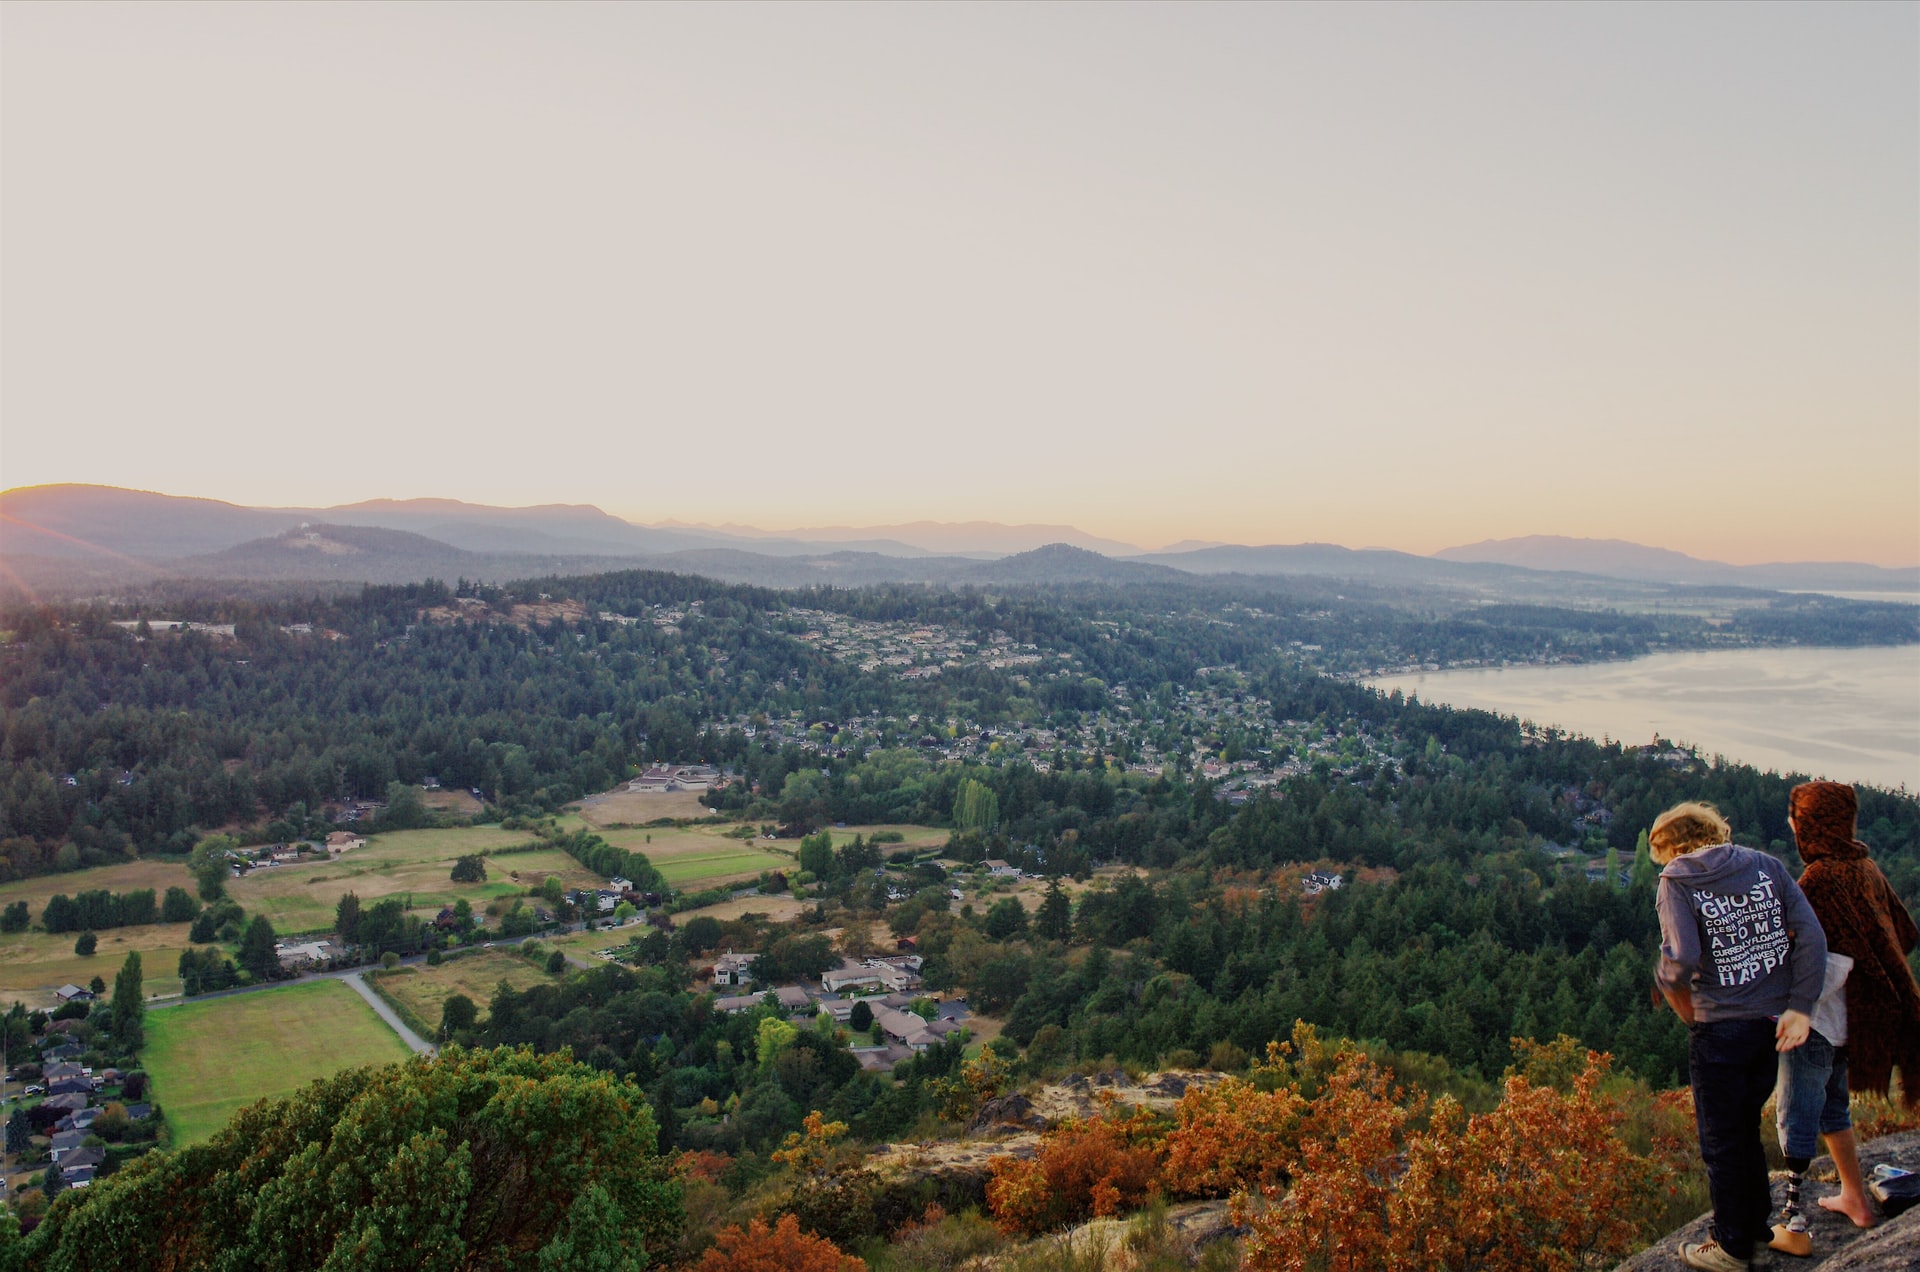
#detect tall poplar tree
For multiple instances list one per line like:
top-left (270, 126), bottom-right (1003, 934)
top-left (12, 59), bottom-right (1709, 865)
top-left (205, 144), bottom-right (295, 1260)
top-left (111, 951), bottom-right (144, 1048)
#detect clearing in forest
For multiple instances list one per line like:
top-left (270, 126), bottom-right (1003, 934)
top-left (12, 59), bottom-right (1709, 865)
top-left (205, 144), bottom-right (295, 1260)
top-left (143, 979), bottom-right (414, 1146)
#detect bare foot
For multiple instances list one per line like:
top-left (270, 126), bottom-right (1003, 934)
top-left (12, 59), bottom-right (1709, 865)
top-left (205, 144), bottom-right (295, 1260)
top-left (1817, 1192), bottom-right (1876, 1228)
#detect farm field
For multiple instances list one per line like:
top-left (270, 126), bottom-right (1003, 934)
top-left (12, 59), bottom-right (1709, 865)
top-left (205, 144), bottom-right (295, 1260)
top-left (572, 787), bottom-right (718, 827)
top-left (369, 950), bottom-right (556, 1030)
top-left (824, 824), bottom-right (949, 852)
top-left (591, 823), bottom-right (792, 888)
top-left (0, 858), bottom-right (194, 911)
top-left (226, 825), bottom-right (543, 932)
top-left (144, 979), bottom-right (414, 1146)
top-left (671, 894), bottom-right (811, 924)
top-left (0, 923), bottom-right (197, 1007)
top-left (587, 821), bottom-right (945, 891)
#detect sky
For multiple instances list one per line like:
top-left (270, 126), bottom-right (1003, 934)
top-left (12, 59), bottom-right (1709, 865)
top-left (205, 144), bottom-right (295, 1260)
top-left (3, 3), bottom-right (1915, 564)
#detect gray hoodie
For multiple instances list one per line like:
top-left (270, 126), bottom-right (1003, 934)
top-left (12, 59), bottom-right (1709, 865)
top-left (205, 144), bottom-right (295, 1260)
top-left (1656, 842), bottom-right (1827, 1022)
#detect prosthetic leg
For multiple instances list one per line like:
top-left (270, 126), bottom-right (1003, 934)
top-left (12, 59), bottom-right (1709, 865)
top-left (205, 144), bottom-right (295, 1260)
top-left (1770, 1155), bottom-right (1813, 1257)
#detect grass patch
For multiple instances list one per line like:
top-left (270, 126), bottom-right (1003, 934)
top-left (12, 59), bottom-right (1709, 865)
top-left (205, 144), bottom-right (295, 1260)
top-left (0, 859), bottom-right (195, 910)
top-left (371, 951), bottom-right (557, 1030)
top-left (227, 825), bottom-right (545, 932)
top-left (144, 980), bottom-right (414, 1146)
top-left (0, 924), bottom-right (198, 1007)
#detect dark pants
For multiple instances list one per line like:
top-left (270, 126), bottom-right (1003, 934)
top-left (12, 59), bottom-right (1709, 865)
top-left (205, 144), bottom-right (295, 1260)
top-left (1690, 1017), bottom-right (1779, 1260)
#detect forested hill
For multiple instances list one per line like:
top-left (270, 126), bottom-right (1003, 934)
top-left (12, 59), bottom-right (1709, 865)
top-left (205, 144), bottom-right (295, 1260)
top-left (1, 569), bottom-right (1914, 1089)
top-left (2, 562), bottom-right (1919, 1268)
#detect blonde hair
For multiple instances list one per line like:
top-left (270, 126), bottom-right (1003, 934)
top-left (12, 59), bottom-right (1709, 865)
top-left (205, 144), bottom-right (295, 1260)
top-left (1648, 802), bottom-right (1732, 865)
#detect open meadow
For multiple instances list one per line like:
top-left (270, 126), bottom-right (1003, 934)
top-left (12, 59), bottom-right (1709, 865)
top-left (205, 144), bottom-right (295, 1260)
top-left (0, 858), bottom-right (194, 912)
top-left (369, 950), bottom-right (557, 1030)
top-left (0, 924), bottom-right (196, 1007)
top-left (225, 825), bottom-right (550, 931)
top-left (588, 822), bottom-right (793, 888)
top-left (572, 787), bottom-right (718, 827)
top-left (143, 979), bottom-right (415, 1145)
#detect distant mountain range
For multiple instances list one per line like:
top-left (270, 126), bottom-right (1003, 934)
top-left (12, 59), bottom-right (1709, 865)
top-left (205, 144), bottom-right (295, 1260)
top-left (1, 484), bottom-right (1913, 599)
top-left (1435, 536), bottom-right (1918, 594)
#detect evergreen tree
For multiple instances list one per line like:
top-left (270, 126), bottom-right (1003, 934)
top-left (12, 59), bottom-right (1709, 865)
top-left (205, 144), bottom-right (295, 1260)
top-left (335, 892), bottom-right (362, 943)
top-left (111, 951), bottom-right (145, 1048)
top-left (240, 915), bottom-right (279, 981)
top-left (5, 1107), bottom-right (30, 1155)
top-left (1035, 880), bottom-right (1073, 942)
top-left (1630, 829), bottom-right (1659, 892)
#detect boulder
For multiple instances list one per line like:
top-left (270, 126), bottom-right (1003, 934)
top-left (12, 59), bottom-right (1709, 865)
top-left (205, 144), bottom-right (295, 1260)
top-left (1613, 1130), bottom-right (1920, 1270)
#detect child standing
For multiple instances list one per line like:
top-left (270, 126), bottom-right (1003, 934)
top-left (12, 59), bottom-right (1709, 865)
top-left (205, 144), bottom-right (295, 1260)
top-left (1651, 801), bottom-right (1826, 1272)
top-left (1770, 779), bottom-right (1920, 1248)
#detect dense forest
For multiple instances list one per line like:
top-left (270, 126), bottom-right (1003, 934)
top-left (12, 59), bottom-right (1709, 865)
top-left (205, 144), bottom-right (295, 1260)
top-left (0, 571), bottom-right (1910, 878)
top-left (1, 566), bottom-right (1916, 1267)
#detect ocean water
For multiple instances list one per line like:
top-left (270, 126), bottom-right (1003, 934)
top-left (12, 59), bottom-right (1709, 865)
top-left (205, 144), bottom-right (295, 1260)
top-left (1367, 645), bottom-right (1920, 793)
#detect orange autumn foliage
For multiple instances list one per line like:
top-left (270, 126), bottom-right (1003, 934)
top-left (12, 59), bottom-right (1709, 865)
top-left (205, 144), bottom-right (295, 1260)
top-left (985, 1106), bottom-right (1165, 1235)
top-left (1239, 1043), bottom-right (1669, 1272)
top-left (694, 1214), bottom-right (866, 1272)
top-left (1162, 1073), bottom-right (1306, 1197)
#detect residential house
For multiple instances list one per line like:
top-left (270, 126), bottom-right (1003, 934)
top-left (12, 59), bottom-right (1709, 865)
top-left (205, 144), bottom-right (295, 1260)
top-left (712, 951), bottom-right (759, 987)
top-left (275, 939), bottom-right (339, 970)
top-left (53, 985), bottom-right (95, 1004)
top-left (773, 985), bottom-right (813, 1015)
top-left (325, 831), bottom-right (365, 854)
top-left (983, 860), bottom-right (1021, 879)
top-left (628, 764), bottom-right (721, 793)
top-left (1302, 871), bottom-right (1344, 896)
top-left (59, 1147), bottom-right (105, 1176)
top-left (713, 995), bottom-right (763, 1015)
top-left (49, 1131), bottom-right (85, 1161)
top-left (821, 960), bottom-right (886, 994)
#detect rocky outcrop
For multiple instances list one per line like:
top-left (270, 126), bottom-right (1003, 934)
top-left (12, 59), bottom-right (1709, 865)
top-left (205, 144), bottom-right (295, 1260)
top-left (1614, 1131), bottom-right (1920, 1270)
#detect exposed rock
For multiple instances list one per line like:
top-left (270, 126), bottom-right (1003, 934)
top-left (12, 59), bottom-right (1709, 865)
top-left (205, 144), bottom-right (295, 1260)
top-left (1613, 1130), bottom-right (1920, 1271)
top-left (969, 1092), bottom-right (1047, 1134)
top-left (1819, 1208), bottom-right (1920, 1272)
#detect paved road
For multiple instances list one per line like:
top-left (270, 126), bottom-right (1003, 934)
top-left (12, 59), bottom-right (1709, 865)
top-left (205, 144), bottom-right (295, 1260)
top-left (340, 972), bottom-right (433, 1054)
top-left (139, 923), bottom-right (610, 1056)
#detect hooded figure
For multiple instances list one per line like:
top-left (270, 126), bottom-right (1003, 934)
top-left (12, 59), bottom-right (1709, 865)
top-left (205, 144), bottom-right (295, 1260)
top-left (1791, 780), bottom-right (1920, 1106)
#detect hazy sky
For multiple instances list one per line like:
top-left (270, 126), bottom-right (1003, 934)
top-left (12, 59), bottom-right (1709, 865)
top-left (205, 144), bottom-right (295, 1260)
top-left (4, 3), bottom-right (1915, 563)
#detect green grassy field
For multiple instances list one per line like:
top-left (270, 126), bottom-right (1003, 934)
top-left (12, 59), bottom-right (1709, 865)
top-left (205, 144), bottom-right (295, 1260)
top-left (591, 823), bottom-right (792, 887)
top-left (144, 980), bottom-right (414, 1146)
top-left (369, 950), bottom-right (556, 1029)
top-left (227, 825), bottom-right (546, 931)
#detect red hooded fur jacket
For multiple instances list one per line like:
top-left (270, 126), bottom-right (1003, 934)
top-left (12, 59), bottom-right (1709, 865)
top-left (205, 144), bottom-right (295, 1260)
top-left (1791, 781), bottom-right (1920, 1105)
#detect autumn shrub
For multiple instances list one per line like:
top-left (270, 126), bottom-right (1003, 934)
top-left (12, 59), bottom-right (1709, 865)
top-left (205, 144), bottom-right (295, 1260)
top-left (695, 1214), bottom-right (866, 1272)
top-left (1239, 1041), bottom-right (1673, 1272)
top-left (986, 1107), bottom-right (1165, 1235)
top-left (770, 1111), bottom-right (883, 1248)
top-left (1848, 1085), bottom-right (1920, 1142)
top-left (1162, 1073), bottom-right (1306, 1198)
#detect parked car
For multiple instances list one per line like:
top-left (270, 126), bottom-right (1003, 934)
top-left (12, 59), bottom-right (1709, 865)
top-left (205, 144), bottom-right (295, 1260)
top-left (22, 1085), bottom-right (44, 1096)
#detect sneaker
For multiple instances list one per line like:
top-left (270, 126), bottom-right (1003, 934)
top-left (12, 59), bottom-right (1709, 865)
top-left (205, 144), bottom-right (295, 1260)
top-left (1680, 1239), bottom-right (1750, 1271)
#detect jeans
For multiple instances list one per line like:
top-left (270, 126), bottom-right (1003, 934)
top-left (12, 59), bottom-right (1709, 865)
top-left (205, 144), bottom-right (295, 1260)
top-left (1690, 1017), bottom-right (1779, 1260)
top-left (1776, 1030), bottom-right (1851, 1160)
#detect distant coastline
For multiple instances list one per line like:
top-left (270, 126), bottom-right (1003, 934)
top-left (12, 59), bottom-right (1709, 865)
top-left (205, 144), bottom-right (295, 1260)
top-left (1367, 644), bottom-right (1920, 793)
